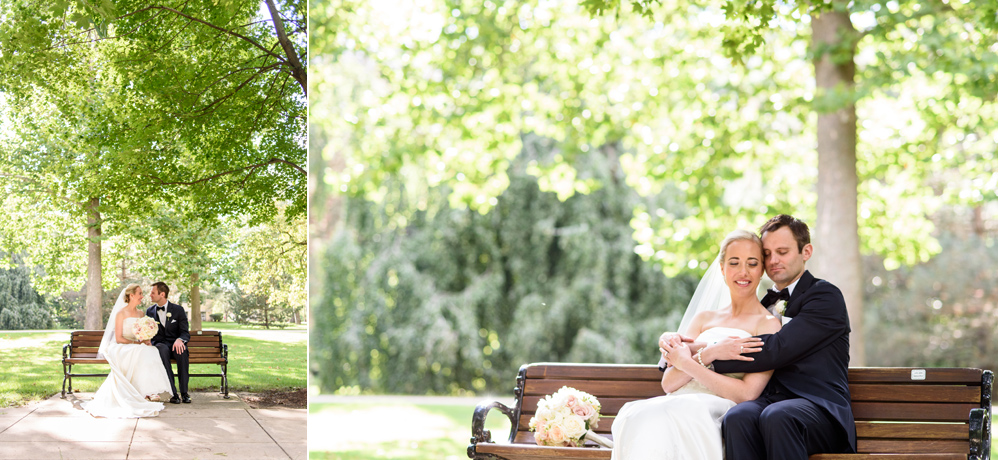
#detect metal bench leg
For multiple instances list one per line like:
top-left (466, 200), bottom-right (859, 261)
top-left (222, 364), bottom-right (229, 399)
top-left (62, 364), bottom-right (69, 398)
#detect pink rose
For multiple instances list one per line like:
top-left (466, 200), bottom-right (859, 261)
top-left (547, 425), bottom-right (567, 445)
top-left (572, 402), bottom-right (595, 420)
top-left (564, 394), bottom-right (578, 408)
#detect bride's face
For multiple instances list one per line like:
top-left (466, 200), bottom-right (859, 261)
top-left (720, 239), bottom-right (764, 296)
top-left (130, 288), bottom-right (144, 306)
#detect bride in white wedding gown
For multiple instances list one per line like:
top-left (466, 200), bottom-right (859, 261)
top-left (83, 284), bottom-right (172, 418)
top-left (611, 230), bottom-right (783, 460)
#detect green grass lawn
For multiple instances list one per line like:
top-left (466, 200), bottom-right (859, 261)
top-left (0, 330), bottom-right (305, 407)
top-left (308, 400), bottom-right (513, 460)
top-left (202, 321), bottom-right (307, 330)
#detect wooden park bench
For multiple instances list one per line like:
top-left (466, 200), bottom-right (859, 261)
top-left (62, 330), bottom-right (229, 398)
top-left (469, 363), bottom-right (993, 460)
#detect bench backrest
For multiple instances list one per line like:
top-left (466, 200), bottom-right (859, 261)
top-left (511, 363), bottom-right (992, 456)
top-left (68, 330), bottom-right (224, 361)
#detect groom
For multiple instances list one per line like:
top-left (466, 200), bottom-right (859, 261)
top-left (669, 215), bottom-right (856, 458)
top-left (147, 281), bottom-right (191, 404)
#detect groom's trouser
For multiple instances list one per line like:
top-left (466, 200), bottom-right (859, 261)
top-left (154, 342), bottom-right (190, 395)
top-left (722, 391), bottom-right (848, 460)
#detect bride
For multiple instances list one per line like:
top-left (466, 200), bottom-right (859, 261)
top-left (611, 230), bottom-right (781, 460)
top-left (83, 283), bottom-right (172, 418)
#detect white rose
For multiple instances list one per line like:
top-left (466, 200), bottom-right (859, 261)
top-left (560, 414), bottom-right (587, 439)
top-left (774, 300), bottom-right (787, 316)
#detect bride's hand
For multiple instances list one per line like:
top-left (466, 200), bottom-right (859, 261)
top-left (708, 336), bottom-right (764, 362)
top-left (658, 332), bottom-right (693, 351)
top-left (661, 341), bottom-right (693, 370)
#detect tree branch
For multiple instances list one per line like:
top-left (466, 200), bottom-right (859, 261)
top-left (143, 158), bottom-right (305, 187)
top-left (265, 0), bottom-right (306, 95)
top-left (0, 172), bottom-right (83, 207)
top-left (116, 5), bottom-right (287, 62)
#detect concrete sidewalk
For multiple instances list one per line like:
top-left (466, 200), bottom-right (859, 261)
top-left (0, 392), bottom-right (305, 460)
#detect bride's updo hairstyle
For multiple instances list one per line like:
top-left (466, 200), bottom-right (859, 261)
top-left (122, 284), bottom-right (142, 303)
top-left (719, 229), bottom-right (763, 262)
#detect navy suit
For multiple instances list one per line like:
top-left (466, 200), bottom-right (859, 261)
top-left (714, 270), bottom-right (856, 459)
top-left (146, 302), bottom-right (190, 396)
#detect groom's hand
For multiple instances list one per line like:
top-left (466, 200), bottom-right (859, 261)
top-left (172, 338), bottom-right (186, 354)
top-left (703, 336), bottom-right (764, 363)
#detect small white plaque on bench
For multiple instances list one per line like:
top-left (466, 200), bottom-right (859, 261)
top-left (911, 369), bottom-right (926, 380)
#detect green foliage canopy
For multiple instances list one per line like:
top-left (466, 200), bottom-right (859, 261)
top-left (312, 0), bottom-right (997, 275)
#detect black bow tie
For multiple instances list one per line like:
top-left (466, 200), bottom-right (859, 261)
top-left (761, 288), bottom-right (790, 307)
top-left (156, 306), bottom-right (166, 312)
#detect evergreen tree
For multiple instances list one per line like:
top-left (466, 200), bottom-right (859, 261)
top-left (312, 141), bottom-right (700, 394)
top-left (0, 253), bottom-right (51, 330)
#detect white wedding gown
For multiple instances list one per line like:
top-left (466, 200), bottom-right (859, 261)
top-left (611, 327), bottom-right (751, 460)
top-left (83, 316), bottom-right (173, 418)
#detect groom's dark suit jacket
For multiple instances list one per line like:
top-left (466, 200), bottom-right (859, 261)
top-left (714, 270), bottom-right (857, 452)
top-left (146, 302), bottom-right (190, 345)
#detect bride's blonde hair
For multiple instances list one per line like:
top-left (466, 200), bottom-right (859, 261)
top-left (122, 283), bottom-right (142, 303)
top-left (719, 229), bottom-right (763, 262)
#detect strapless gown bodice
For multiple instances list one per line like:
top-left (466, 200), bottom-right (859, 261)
top-left (121, 317), bottom-right (138, 341)
top-left (670, 327), bottom-right (749, 397)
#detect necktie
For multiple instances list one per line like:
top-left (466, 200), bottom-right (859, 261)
top-left (761, 288), bottom-right (790, 307)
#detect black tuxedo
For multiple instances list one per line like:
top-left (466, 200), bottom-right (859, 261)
top-left (146, 302), bottom-right (190, 396)
top-left (714, 270), bottom-right (856, 458)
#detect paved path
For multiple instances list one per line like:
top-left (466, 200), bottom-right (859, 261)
top-left (0, 392), bottom-right (305, 460)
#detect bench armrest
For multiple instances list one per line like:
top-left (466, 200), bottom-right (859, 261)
top-left (969, 407), bottom-right (991, 460)
top-left (62, 343), bottom-right (69, 360)
top-left (468, 400), bottom-right (517, 458)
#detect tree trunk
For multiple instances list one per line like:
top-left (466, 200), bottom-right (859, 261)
top-left (810, 6), bottom-right (865, 366)
top-left (85, 197), bottom-right (103, 330)
top-left (190, 272), bottom-right (202, 332)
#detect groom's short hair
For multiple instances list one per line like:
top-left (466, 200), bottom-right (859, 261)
top-left (760, 214), bottom-right (810, 252)
top-left (152, 281), bottom-right (170, 297)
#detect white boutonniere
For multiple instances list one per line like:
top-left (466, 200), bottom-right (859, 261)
top-left (774, 300), bottom-right (787, 316)
top-left (166, 312), bottom-right (172, 318)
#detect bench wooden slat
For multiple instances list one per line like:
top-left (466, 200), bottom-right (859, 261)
top-left (856, 439), bottom-right (969, 454)
top-left (518, 416), bottom-right (616, 435)
top-left (846, 368), bottom-right (982, 384)
top-left (478, 443), bottom-right (609, 459)
top-left (811, 455), bottom-right (967, 460)
top-left (523, 379), bottom-right (663, 398)
top-left (851, 402), bottom-right (978, 422)
top-left (524, 364), bottom-right (662, 381)
top-left (522, 396), bottom-right (642, 416)
top-left (854, 421), bottom-right (968, 440)
top-left (848, 384), bottom-right (980, 403)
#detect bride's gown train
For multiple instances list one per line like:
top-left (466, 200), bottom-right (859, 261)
top-left (83, 316), bottom-right (172, 418)
top-left (611, 327), bottom-right (751, 460)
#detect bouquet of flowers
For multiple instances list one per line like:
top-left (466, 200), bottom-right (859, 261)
top-left (528, 386), bottom-right (612, 448)
top-left (133, 316), bottom-right (159, 342)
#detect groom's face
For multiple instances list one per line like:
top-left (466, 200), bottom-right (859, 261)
top-left (761, 226), bottom-right (811, 288)
top-left (150, 287), bottom-right (163, 303)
